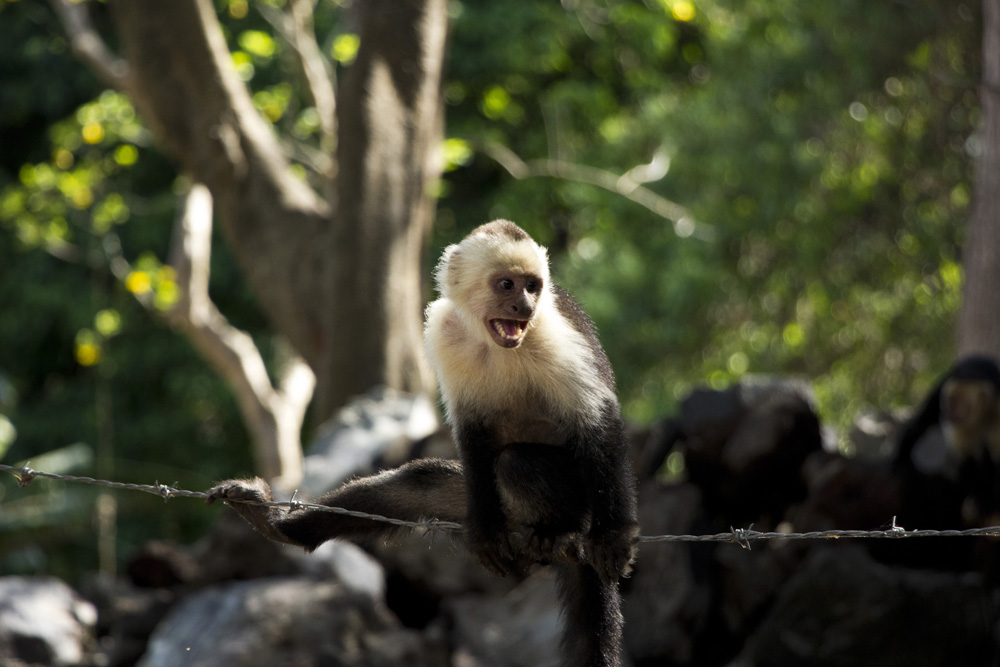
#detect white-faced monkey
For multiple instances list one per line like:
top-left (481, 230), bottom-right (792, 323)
top-left (206, 220), bottom-right (639, 667)
top-left (894, 354), bottom-right (1000, 529)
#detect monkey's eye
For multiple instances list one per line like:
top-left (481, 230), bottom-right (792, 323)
top-left (499, 279), bottom-right (514, 290)
top-left (526, 280), bottom-right (539, 293)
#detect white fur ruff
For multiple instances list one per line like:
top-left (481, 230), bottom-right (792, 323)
top-left (424, 222), bottom-right (613, 433)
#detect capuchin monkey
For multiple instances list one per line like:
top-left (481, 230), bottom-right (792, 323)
top-left (206, 220), bottom-right (639, 667)
top-left (894, 354), bottom-right (1000, 529)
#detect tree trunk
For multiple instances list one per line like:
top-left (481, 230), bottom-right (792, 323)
top-left (321, 0), bottom-right (444, 417)
top-left (107, 0), bottom-right (443, 424)
top-left (958, 0), bottom-right (1000, 361)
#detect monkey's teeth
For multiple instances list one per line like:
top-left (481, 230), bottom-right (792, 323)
top-left (491, 319), bottom-right (527, 341)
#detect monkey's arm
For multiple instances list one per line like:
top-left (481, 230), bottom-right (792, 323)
top-left (575, 405), bottom-right (639, 585)
top-left (454, 418), bottom-right (519, 575)
top-left (206, 459), bottom-right (467, 551)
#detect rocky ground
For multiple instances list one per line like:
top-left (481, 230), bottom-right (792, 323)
top-left (3, 381), bottom-right (998, 666)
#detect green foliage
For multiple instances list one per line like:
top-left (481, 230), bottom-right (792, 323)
top-left (0, 0), bottom-right (273, 579)
top-left (439, 0), bottom-right (980, 435)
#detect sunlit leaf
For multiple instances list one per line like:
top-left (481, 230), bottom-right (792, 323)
top-left (113, 144), bottom-right (138, 166)
top-left (228, 0), bottom-right (248, 19)
top-left (53, 149), bottom-right (73, 170)
top-left (238, 30), bottom-right (276, 59)
top-left (481, 86), bottom-right (510, 120)
top-left (125, 270), bottom-right (152, 295)
top-left (441, 138), bottom-right (473, 172)
top-left (95, 309), bottom-right (122, 337)
top-left (669, 1), bottom-right (695, 22)
top-left (81, 122), bottom-right (104, 144)
top-left (331, 34), bottom-right (360, 65)
top-left (74, 329), bottom-right (100, 367)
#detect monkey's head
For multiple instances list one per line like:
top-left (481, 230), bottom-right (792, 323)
top-left (938, 355), bottom-right (1000, 455)
top-left (435, 220), bottom-right (550, 349)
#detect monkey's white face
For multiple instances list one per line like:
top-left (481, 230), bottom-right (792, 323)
top-left (484, 272), bottom-right (542, 349)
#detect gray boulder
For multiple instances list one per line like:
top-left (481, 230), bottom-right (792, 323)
top-left (447, 570), bottom-right (563, 667)
top-left (731, 545), bottom-right (999, 667)
top-left (138, 577), bottom-right (442, 667)
top-left (0, 576), bottom-right (97, 666)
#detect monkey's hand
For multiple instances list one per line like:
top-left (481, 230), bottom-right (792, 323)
top-left (205, 476), bottom-right (274, 506)
top-left (205, 477), bottom-right (296, 546)
top-left (585, 522), bottom-right (639, 586)
top-left (466, 521), bottom-right (520, 577)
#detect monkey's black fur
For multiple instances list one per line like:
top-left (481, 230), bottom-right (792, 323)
top-left (890, 355), bottom-right (1000, 570)
top-left (208, 220), bottom-right (639, 667)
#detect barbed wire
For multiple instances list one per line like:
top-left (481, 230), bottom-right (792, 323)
top-left (0, 464), bottom-right (464, 534)
top-left (4, 463), bottom-right (1000, 549)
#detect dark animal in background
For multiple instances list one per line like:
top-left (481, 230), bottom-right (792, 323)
top-left (894, 354), bottom-right (1000, 530)
top-left (206, 220), bottom-right (639, 667)
top-left (642, 378), bottom-right (823, 526)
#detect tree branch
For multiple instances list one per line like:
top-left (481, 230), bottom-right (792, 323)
top-left (259, 0), bottom-right (337, 154)
top-left (480, 142), bottom-right (715, 242)
top-left (166, 185), bottom-right (285, 435)
top-left (165, 183), bottom-right (311, 486)
top-left (106, 0), bottom-right (330, 365)
top-left (49, 0), bottom-right (130, 91)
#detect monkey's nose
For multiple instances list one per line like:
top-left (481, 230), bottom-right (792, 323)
top-left (511, 303), bottom-right (533, 319)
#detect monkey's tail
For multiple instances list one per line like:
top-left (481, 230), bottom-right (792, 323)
top-left (277, 457), bottom-right (468, 550)
top-left (556, 563), bottom-right (623, 667)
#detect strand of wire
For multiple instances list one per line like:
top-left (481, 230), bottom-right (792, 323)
top-left (0, 464), bottom-right (463, 533)
top-left (5, 463), bottom-right (1000, 548)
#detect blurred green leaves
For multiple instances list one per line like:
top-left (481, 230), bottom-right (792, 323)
top-left (2, 90), bottom-right (142, 255)
top-left (439, 0), bottom-right (980, 433)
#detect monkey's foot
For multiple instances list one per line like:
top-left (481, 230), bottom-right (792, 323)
top-left (522, 529), bottom-right (585, 565)
top-left (467, 525), bottom-right (521, 577)
top-left (585, 523), bottom-right (640, 586)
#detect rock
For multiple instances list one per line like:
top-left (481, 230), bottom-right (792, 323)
top-left (730, 546), bottom-right (1000, 667)
top-left (0, 576), bottom-right (97, 666)
top-left (447, 570), bottom-right (563, 667)
top-left (792, 452), bottom-right (900, 533)
top-left (653, 377), bottom-right (824, 524)
top-left (187, 512), bottom-right (319, 586)
top-left (622, 482), bottom-right (712, 664)
top-left (713, 537), bottom-right (804, 645)
top-left (81, 573), bottom-right (175, 667)
top-left (309, 539), bottom-right (387, 599)
top-left (137, 577), bottom-right (443, 667)
top-left (176, 511), bottom-right (387, 596)
top-left (372, 532), bottom-right (517, 630)
top-left (127, 540), bottom-right (201, 589)
top-left (847, 409), bottom-right (906, 461)
top-left (301, 386), bottom-right (440, 498)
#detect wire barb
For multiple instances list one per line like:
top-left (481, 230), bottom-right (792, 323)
top-left (155, 481), bottom-right (175, 503)
top-left (730, 524), bottom-right (754, 550)
top-left (14, 463), bottom-right (36, 488)
top-left (288, 489), bottom-right (304, 512)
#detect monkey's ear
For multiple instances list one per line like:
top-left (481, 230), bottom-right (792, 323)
top-left (434, 244), bottom-right (462, 296)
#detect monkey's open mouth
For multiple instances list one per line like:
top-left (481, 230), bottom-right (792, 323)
top-left (488, 318), bottom-right (529, 347)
